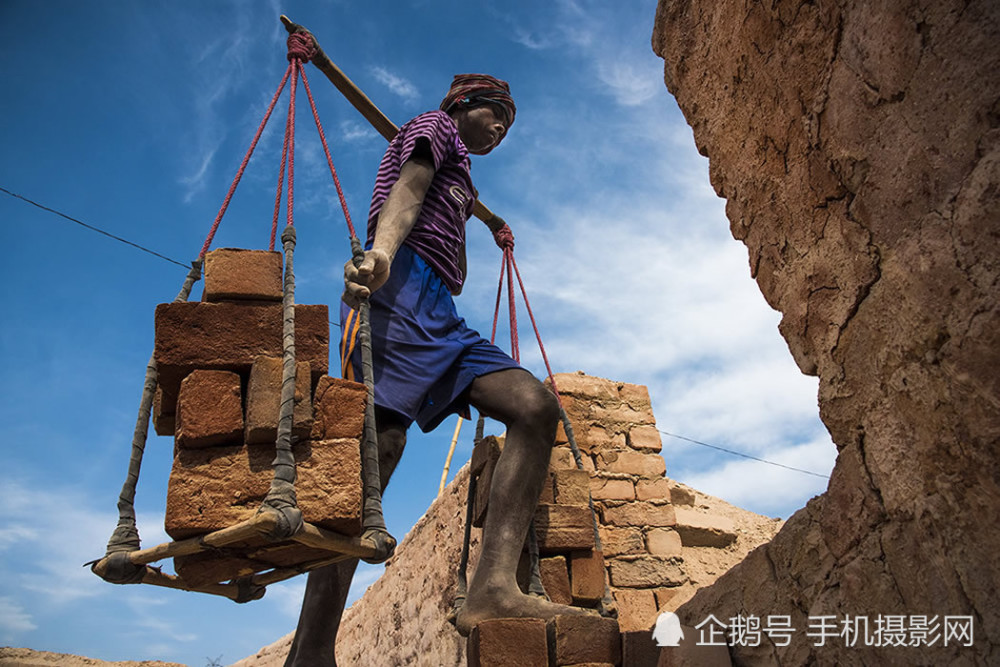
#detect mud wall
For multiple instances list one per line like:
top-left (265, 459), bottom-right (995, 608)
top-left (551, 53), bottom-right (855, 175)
top-left (652, 0), bottom-right (999, 663)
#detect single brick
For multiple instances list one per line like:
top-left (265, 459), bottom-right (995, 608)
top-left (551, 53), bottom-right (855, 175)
top-left (551, 446), bottom-right (596, 473)
top-left (472, 436), bottom-right (503, 528)
top-left (600, 502), bottom-right (676, 528)
top-left (598, 526), bottom-right (645, 557)
top-left (547, 614), bottom-right (621, 666)
top-left (589, 402), bottom-right (656, 428)
top-left (668, 483), bottom-right (697, 506)
top-left (468, 618), bottom-right (548, 667)
top-left (154, 301), bottom-right (329, 410)
top-left (627, 425), bottom-right (662, 452)
top-left (618, 383), bottom-right (652, 411)
top-left (554, 468), bottom-right (591, 506)
top-left (652, 587), bottom-right (681, 611)
top-left (549, 372), bottom-right (620, 402)
top-left (165, 438), bottom-right (362, 539)
top-left (539, 556), bottom-right (573, 605)
top-left (635, 478), bottom-right (671, 501)
top-left (621, 630), bottom-right (661, 667)
top-left (591, 477), bottom-right (635, 502)
top-left (153, 384), bottom-right (177, 436)
top-left (595, 450), bottom-right (666, 478)
top-left (612, 588), bottom-right (659, 632)
top-left (569, 549), bottom-right (606, 604)
top-left (310, 375), bottom-right (366, 440)
top-left (673, 508), bottom-right (737, 548)
top-left (534, 504), bottom-right (595, 552)
top-left (175, 370), bottom-right (243, 449)
top-left (607, 557), bottom-right (687, 588)
top-left (471, 435), bottom-right (503, 477)
top-left (646, 528), bottom-right (683, 556)
top-left (245, 356), bottom-right (313, 445)
top-left (203, 248), bottom-right (283, 302)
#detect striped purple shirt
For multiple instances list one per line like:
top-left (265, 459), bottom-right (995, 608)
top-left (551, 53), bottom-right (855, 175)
top-left (367, 110), bottom-right (477, 294)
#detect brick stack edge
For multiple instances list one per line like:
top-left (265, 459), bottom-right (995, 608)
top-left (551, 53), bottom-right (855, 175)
top-left (152, 248), bottom-right (366, 585)
top-left (469, 371), bottom-right (686, 666)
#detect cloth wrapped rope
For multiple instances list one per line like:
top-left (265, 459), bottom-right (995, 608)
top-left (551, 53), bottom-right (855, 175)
top-left (439, 73), bottom-right (516, 149)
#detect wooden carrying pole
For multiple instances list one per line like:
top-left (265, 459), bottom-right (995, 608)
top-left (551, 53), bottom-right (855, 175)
top-left (279, 15), bottom-right (499, 225)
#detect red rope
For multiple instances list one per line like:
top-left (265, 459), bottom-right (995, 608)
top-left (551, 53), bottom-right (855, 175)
top-left (505, 248), bottom-right (520, 363)
top-left (198, 65), bottom-right (292, 259)
top-left (299, 65), bottom-right (357, 238)
top-left (270, 109), bottom-right (292, 251)
top-left (490, 253), bottom-right (506, 345)
top-left (285, 59), bottom-right (299, 229)
top-left (509, 252), bottom-right (564, 401)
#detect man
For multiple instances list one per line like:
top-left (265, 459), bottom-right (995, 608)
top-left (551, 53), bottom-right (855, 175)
top-left (284, 74), bottom-right (585, 666)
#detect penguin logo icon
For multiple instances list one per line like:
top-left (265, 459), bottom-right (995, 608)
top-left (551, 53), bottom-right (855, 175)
top-left (652, 611), bottom-right (684, 647)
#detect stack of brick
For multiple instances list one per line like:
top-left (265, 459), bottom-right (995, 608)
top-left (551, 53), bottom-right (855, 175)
top-left (151, 247), bottom-right (366, 586)
top-left (469, 371), bottom-right (743, 666)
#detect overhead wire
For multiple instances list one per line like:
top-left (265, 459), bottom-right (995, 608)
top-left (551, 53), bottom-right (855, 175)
top-left (1, 186), bottom-right (190, 269)
top-left (659, 429), bottom-right (830, 479)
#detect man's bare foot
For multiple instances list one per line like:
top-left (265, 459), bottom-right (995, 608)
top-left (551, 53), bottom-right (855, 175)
top-left (454, 585), bottom-right (594, 636)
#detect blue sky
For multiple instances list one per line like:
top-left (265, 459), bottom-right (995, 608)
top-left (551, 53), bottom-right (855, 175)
top-left (0, 1), bottom-right (836, 664)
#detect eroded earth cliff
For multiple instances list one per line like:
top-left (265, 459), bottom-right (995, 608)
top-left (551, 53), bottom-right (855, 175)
top-left (653, 0), bottom-right (999, 664)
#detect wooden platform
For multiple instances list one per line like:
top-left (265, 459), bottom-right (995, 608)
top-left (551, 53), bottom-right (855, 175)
top-left (91, 512), bottom-right (377, 602)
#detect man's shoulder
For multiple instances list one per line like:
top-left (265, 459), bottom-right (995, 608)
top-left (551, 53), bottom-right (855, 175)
top-left (400, 110), bottom-right (457, 137)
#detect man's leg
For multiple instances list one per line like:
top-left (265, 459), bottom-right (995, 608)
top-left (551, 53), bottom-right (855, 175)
top-left (455, 368), bottom-right (590, 635)
top-left (283, 408), bottom-right (408, 667)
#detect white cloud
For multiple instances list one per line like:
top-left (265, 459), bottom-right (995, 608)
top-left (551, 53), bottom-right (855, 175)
top-left (680, 437), bottom-right (835, 518)
top-left (0, 596), bottom-right (36, 642)
top-left (341, 120), bottom-right (379, 143)
top-left (370, 66), bottom-right (419, 103)
top-left (595, 59), bottom-right (663, 107)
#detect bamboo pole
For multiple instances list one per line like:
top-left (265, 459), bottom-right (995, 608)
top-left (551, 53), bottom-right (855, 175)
top-left (439, 417), bottom-right (464, 495)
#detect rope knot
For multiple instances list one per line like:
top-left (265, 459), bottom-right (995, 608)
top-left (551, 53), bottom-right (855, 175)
top-left (492, 222), bottom-right (515, 251)
top-left (286, 32), bottom-right (317, 63)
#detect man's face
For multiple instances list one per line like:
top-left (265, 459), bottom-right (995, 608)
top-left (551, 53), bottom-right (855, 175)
top-left (457, 104), bottom-right (508, 155)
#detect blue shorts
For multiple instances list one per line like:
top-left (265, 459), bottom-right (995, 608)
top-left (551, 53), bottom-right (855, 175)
top-left (339, 244), bottom-right (520, 432)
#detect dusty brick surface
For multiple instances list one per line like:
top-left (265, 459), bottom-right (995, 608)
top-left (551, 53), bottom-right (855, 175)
top-left (595, 450), bottom-right (666, 478)
top-left (635, 478), bottom-right (671, 501)
top-left (165, 438), bottom-right (361, 539)
top-left (534, 504), bottom-right (596, 552)
top-left (175, 370), bottom-right (243, 449)
top-left (600, 502), bottom-right (676, 528)
top-left (668, 483), bottom-right (697, 506)
top-left (310, 375), bottom-right (366, 440)
top-left (153, 384), bottom-right (177, 436)
top-left (673, 508), bottom-right (737, 548)
top-left (612, 587), bottom-right (659, 632)
top-left (599, 525), bottom-right (645, 557)
top-left (618, 383), bottom-right (652, 410)
top-left (608, 557), bottom-right (687, 589)
top-left (551, 446), bottom-right (596, 472)
top-left (539, 472), bottom-right (556, 504)
top-left (245, 356), bottom-right (313, 445)
top-left (468, 617), bottom-right (548, 667)
top-left (539, 556), bottom-right (573, 605)
top-left (627, 425), bottom-right (663, 452)
top-left (554, 468), bottom-right (592, 506)
top-left (591, 477), bottom-right (635, 502)
top-left (569, 549), bottom-right (606, 604)
top-left (548, 614), bottom-right (622, 666)
top-left (646, 528), bottom-right (683, 556)
top-left (203, 248), bottom-right (283, 302)
top-left (472, 437), bottom-right (502, 528)
top-left (551, 372), bottom-right (620, 402)
top-left (154, 302), bottom-right (329, 405)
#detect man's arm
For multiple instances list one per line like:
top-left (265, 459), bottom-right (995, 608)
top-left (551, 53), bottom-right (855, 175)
top-left (343, 156), bottom-right (435, 308)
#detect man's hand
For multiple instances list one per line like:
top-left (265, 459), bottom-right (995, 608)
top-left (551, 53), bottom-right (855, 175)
top-left (342, 248), bottom-right (392, 309)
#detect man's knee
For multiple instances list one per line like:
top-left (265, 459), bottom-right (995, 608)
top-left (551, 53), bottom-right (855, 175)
top-left (521, 380), bottom-right (560, 434)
